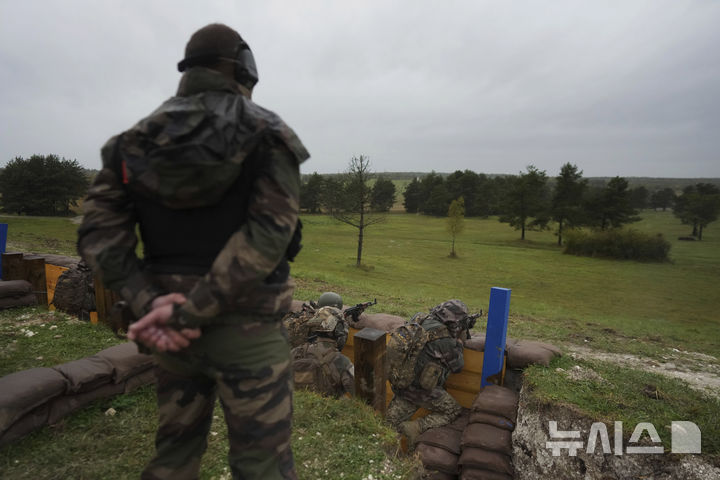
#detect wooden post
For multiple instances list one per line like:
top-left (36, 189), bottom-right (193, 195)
top-left (481, 287), bottom-right (511, 386)
top-left (353, 327), bottom-right (387, 415)
top-left (93, 276), bottom-right (120, 325)
top-left (22, 255), bottom-right (48, 306)
top-left (1, 252), bottom-right (24, 280)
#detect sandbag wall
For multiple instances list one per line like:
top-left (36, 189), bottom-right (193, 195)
top-left (0, 280), bottom-right (37, 310)
top-left (0, 342), bottom-right (154, 447)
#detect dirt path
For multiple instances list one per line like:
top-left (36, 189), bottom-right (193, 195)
top-left (566, 344), bottom-right (720, 398)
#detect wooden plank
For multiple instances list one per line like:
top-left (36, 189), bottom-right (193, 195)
top-left (1, 252), bottom-right (24, 281)
top-left (22, 255), bottom-right (47, 306)
top-left (45, 264), bottom-right (69, 309)
top-left (353, 327), bottom-right (387, 415)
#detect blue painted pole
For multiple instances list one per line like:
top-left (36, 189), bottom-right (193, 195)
top-left (0, 223), bottom-right (7, 279)
top-left (481, 287), bottom-right (511, 386)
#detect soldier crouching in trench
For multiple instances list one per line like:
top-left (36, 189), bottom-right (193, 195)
top-left (78, 23), bottom-right (308, 479)
top-left (386, 300), bottom-right (472, 447)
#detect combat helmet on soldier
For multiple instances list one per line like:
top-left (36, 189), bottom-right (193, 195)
top-left (306, 306), bottom-right (349, 351)
top-left (317, 291), bottom-right (343, 310)
top-left (429, 299), bottom-right (470, 338)
top-left (177, 23), bottom-right (258, 90)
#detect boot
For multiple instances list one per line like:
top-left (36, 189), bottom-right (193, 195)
top-left (400, 420), bottom-right (422, 448)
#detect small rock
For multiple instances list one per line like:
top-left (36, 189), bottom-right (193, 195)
top-left (105, 408), bottom-right (116, 416)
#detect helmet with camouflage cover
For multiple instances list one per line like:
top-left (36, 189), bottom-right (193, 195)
top-left (318, 292), bottom-right (343, 309)
top-left (430, 299), bottom-right (469, 326)
top-left (306, 306), bottom-right (349, 350)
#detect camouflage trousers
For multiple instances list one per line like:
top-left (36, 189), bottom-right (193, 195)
top-left (141, 320), bottom-right (296, 480)
top-left (386, 386), bottom-right (462, 434)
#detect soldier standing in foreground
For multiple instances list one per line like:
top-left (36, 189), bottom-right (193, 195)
top-left (386, 300), bottom-right (470, 447)
top-left (78, 24), bottom-right (308, 479)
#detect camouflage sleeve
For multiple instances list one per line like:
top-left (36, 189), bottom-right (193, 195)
top-left (430, 337), bottom-right (465, 374)
top-left (173, 137), bottom-right (301, 327)
top-left (77, 135), bottom-right (161, 318)
top-left (342, 363), bottom-right (355, 396)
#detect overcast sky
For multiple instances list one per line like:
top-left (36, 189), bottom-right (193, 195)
top-left (1, 1), bottom-right (719, 178)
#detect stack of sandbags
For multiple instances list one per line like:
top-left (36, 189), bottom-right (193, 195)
top-left (458, 385), bottom-right (518, 480)
top-left (0, 342), bottom-right (154, 447)
top-left (0, 280), bottom-right (37, 310)
top-left (416, 409), bottom-right (469, 479)
top-left (464, 334), bottom-right (561, 368)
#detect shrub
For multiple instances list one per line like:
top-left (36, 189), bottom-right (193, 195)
top-left (563, 228), bottom-right (671, 262)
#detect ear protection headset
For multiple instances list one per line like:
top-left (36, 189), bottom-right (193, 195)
top-left (177, 38), bottom-right (258, 89)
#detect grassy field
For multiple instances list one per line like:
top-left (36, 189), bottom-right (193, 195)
top-left (0, 209), bottom-right (719, 473)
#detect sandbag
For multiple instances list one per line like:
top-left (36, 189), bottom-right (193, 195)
top-left (458, 448), bottom-right (513, 476)
top-left (53, 356), bottom-right (114, 394)
top-left (446, 408), bottom-right (470, 432)
top-left (0, 403), bottom-right (51, 447)
top-left (470, 385), bottom-right (518, 424)
top-left (289, 299), bottom-right (306, 312)
top-left (95, 342), bottom-right (154, 383)
top-left (0, 367), bottom-right (68, 433)
top-left (507, 340), bottom-right (561, 368)
top-left (459, 467), bottom-right (513, 480)
top-left (0, 280), bottom-right (33, 297)
top-left (352, 312), bottom-right (405, 332)
top-left (467, 411), bottom-right (514, 431)
top-left (48, 383), bottom-right (125, 424)
top-left (124, 368), bottom-right (156, 393)
top-left (463, 335), bottom-right (518, 353)
top-left (424, 471), bottom-right (457, 480)
top-left (460, 423), bottom-right (512, 454)
top-left (417, 426), bottom-right (462, 455)
top-left (0, 293), bottom-right (37, 310)
top-left (417, 443), bottom-right (459, 475)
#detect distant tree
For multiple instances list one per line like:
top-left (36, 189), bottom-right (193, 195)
top-left (403, 177), bottom-right (422, 213)
top-left (551, 163), bottom-right (588, 246)
top-left (418, 172), bottom-right (446, 215)
top-left (0, 154), bottom-right (88, 216)
top-left (446, 170), bottom-right (482, 217)
top-left (674, 183), bottom-right (720, 240)
top-left (446, 197), bottom-right (465, 258)
top-left (333, 155), bottom-right (385, 266)
top-left (629, 186), bottom-right (649, 210)
top-left (370, 176), bottom-right (396, 212)
top-left (586, 176), bottom-right (640, 230)
top-left (499, 165), bottom-right (550, 240)
top-left (650, 188), bottom-right (676, 211)
top-left (320, 175), bottom-right (344, 215)
top-left (300, 172), bottom-right (324, 213)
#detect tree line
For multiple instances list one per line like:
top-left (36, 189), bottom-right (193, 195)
top-left (0, 155), bottom-right (89, 216)
top-left (300, 163), bottom-right (719, 244)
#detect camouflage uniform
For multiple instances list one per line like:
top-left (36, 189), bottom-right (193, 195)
top-left (291, 338), bottom-right (355, 398)
top-left (78, 54), bottom-right (308, 480)
top-left (386, 314), bottom-right (464, 435)
top-left (282, 302), bottom-right (317, 349)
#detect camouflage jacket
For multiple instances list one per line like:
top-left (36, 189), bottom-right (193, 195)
top-left (78, 67), bottom-right (309, 327)
top-left (415, 316), bottom-right (465, 388)
top-left (282, 302), bottom-right (318, 348)
top-left (291, 338), bottom-right (355, 397)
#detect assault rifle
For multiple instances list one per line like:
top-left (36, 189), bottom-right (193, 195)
top-left (343, 298), bottom-right (377, 323)
top-left (460, 311), bottom-right (482, 340)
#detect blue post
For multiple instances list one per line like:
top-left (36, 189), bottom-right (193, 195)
top-left (0, 223), bottom-right (7, 279)
top-left (481, 287), bottom-right (511, 386)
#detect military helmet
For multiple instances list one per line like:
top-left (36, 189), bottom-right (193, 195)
top-left (318, 291), bottom-right (343, 309)
top-left (430, 299), bottom-right (469, 325)
top-left (307, 306), bottom-right (348, 350)
top-left (177, 23), bottom-right (258, 90)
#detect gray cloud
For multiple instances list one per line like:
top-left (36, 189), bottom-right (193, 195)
top-left (1, 0), bottom-right (719, 178)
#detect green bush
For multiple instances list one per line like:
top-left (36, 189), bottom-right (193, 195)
top-left (563, 228), bottom-right (671, 262)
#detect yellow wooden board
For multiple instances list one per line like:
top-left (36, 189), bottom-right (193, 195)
top-left (342, 327), bottom-right (505, 409)
top-left (44, 264), bottom-right (69, 309)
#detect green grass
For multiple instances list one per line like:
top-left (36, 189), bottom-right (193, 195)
top-left (526, 355), bottom-right (720, 455)
top-left (1, 209), bottom-right (719, 471)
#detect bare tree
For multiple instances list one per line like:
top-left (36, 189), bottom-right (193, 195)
top-left (333, 155), bottom-right (385, 266)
